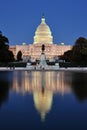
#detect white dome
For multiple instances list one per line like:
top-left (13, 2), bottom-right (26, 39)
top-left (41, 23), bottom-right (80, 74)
top-left (33, 16), bottom-right (53, 44)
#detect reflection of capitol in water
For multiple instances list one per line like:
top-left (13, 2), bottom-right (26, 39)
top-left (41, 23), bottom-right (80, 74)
top-left (12, 71), bottom-right (71, 94)
top-left (12, 71), bottom-right (71, 121)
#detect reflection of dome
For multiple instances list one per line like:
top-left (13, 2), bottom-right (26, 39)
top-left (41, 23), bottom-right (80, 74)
top-left (33, 90), bottom-right (53, 121)
top-left (34, 15), bottom-right (53, 44)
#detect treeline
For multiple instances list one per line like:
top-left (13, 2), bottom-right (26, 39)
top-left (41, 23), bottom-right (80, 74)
top-left (60, 37), bottom-right (87, 64)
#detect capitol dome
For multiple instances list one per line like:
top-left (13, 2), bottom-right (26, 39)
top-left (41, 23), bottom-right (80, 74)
top-left (34, 16), bottom-right (53, 44)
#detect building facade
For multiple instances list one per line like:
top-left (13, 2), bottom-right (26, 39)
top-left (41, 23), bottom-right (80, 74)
top-left (9, 16), bottom-right (72, 60)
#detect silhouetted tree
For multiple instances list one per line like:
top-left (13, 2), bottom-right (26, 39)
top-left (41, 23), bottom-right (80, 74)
top-left (17, 51), bottom-right (23, 61)
top-left (0, 31), bottom-right (9, 49)
top-left (0, 32), bottom-right (15, 62)
top-left (60, 37), bottom-right (87, 64)
top-left (71, 37), bottom-right (87, 63)
top-left (59, 50), bottom-right (72, 62)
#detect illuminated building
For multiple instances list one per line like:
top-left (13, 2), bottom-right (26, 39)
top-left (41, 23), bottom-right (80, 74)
top-left (9, 16), bottom-right (72, 60)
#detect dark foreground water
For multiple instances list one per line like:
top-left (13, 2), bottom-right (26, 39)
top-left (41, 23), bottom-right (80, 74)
top-left (0, 70), bottom-right (87, 130)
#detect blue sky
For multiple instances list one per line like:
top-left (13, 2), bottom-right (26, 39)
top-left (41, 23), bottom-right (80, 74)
top-left (0, 0), bottom-right (87, 45)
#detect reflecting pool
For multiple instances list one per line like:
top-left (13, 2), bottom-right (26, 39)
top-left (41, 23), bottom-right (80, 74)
top-left (0, 70), bottom-right (87, 130)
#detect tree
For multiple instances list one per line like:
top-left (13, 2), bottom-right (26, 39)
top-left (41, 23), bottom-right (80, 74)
top-left (71, 37), bottom-right (87, 63)
top-left (0, 31), bottom-right (9, 49)
top-left (59, 50), bottom-right (72, 62)
top-left (0, 31), bottom-right (15, 62)
top-left (17, 51), bottom-right (23, 61)
top-left (59, 37), bottom-right (87, 64)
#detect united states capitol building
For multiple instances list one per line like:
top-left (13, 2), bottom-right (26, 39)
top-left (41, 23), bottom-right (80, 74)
top-left (10, 16), bottom-right (72, 61)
